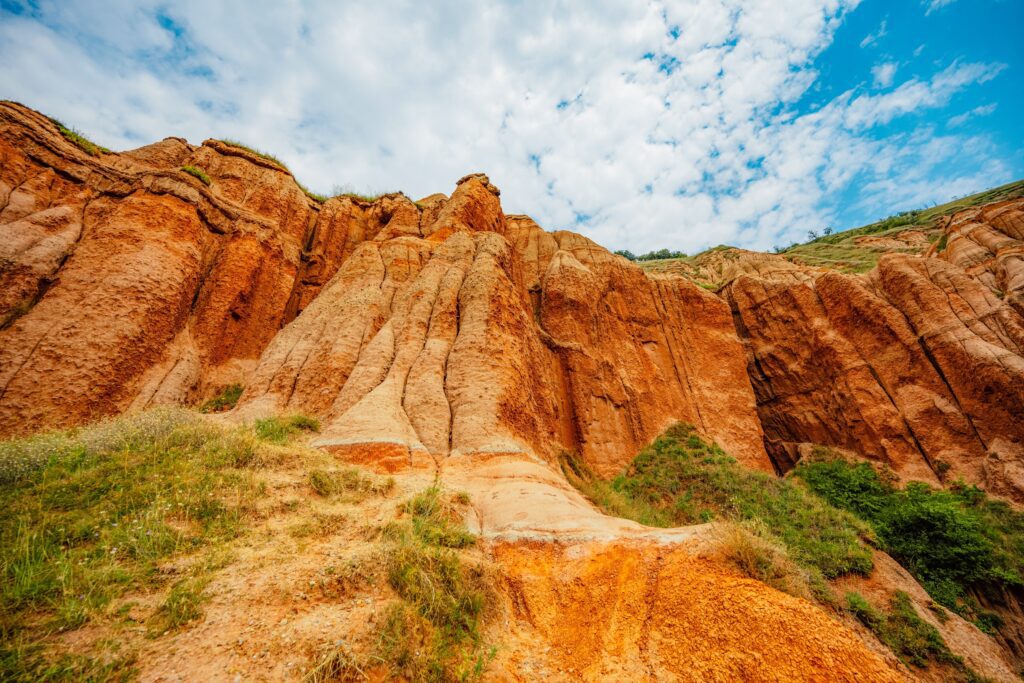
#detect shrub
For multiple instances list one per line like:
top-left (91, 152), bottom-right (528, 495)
top-left (199, 384), bottom-right (244, 413)
top-left (373, 486), bottom-right (492, 681)
top-left (634, 247), bottom-right (687, 261)
top-left (845, 591), bottom-right (961, 669)
top-left (181, 165), bottom-right (211, 186)
top-left (795, 457), bottom-right (1024, 622)
top-left (562, 424), bottom-right (874, 599)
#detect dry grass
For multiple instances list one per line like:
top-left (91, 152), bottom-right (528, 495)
top-left (717, 521), bottom-right (814, 601)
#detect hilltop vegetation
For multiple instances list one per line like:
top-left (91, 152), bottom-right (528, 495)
top-left (632, 178), bottom-right (1024, 277)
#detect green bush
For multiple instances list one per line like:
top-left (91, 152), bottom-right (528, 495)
top-left (846, 591), bottom-right (960, 669)
top-left (562, 424), bottom-right (874, 596)
top-left (199, 384), bottom-right (243, 413)
top-left (795, 457), bottom-right (1024, 621)
top-left (181, 165), bottom-right (211, 186)
top-left (374, 486), bottom-right (492, 681)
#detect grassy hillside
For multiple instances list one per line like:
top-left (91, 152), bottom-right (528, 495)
top-left (779, 178), bottom-right (1024, 273)
top-left (637, 178), bottom-right (1024, 278)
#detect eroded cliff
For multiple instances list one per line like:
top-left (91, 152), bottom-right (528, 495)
top-left (4, 99), bottom-right (1024, 680)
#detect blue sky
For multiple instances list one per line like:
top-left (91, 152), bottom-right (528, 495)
top-left (0, 0), bottom-right (1020, 253)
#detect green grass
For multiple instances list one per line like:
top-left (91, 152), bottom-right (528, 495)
top-left (180, 165), bottom-right (211, 186)
top-left (795, 456), bottom-right (1024, 627)
top-left (0, 640), bottom-right (135, 683)
top-left (198, 384), bottom-right (244, 413)
top-left (47, 117), bottom-right (111, 157)
top-left (798, 179), bottom-right (1024, 248)
top-left (216, 138), bottom-right (289, 170)
top-left (308, 467), bottom-right (394, 500)
top-left (562, 424), bottom-right (874, 601)
top-left (330, 184), bottom-right (393, 202)
top-left (253, 415), bottom-right (320, 444)
top-left (0, 409), bottom-right (301, 679)
top-left (297, 181), bottom-right (327, 203)
top-left (845, 591), bottom-right (963, 669)
top-left (371, 486), bottom-right (492, 681)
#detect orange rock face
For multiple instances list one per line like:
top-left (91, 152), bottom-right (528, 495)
top-left (2, 98), bottom-right (1021, 496)
top-left (0, 101), bottom-right (769, 477)
top-left (727, 248), bottom-right (1024, 497)
top-left (933, 197), bottom-right (1024, 317)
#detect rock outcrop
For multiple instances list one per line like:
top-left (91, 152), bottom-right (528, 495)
top-left (932, 197), bottom-right (1024, 317)
top-left (726, 253), bottom-right (1024, 496)
top-left (0, 100), bottom-right (769, 478)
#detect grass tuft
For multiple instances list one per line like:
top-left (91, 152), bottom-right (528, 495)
top-left (180, 165), bottom-right (211, 186)
top-left (305, 641), bottom-right (366, 682)
top-left (199, 384), bottom-right (243, 413)
top-left (217, 139), bottom-right (289, 170)
top-left (371, 486), bottom-right (492, 681)
top-left (47, 117), bottom-right (111, 157)
top-left (309, 468), bottom-right (394, 500)
top-left (253, 415), bottom-right (320, 444)
top-left (718, 521), bottom-right (815, 601)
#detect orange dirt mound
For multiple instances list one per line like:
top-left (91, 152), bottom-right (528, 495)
top-left (491, 540), bottom-right (907, 682)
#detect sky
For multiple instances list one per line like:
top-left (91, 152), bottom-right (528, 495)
top-left (0, 0), bottom-right (1020, 254)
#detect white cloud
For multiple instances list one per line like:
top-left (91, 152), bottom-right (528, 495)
top-left (925, 0), bottom-right (959, 16)
top-left (0, 0), bottom-right (1010, 254)
top-left (871, 62), bottom-right (898, 88)
top-left (860, 19), bottom-right (887, 48)
top-left (948, 103), bottom-right (998, 127)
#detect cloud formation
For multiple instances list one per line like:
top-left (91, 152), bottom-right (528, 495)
top-left (925, 0), bottom-right (960, 16)
top-left (0, 0), bottom-right (1010, 253)
top-left (871, 62), bottom-right (898, 88)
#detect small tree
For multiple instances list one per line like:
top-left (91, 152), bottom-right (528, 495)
top-left (823, 226), bottom-right (833, 236)
top-left (614, 249), bottom-right (637, 261)
top-left (807, 230), bottom-right (819, 241)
